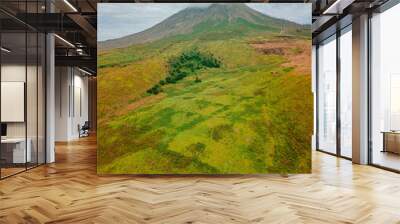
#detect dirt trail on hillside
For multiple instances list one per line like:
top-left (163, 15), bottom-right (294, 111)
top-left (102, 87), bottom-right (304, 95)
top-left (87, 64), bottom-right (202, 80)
top-left (118, 93), bottom-right (165, 116)
top-left (250, 38), bottom-right (311, 75)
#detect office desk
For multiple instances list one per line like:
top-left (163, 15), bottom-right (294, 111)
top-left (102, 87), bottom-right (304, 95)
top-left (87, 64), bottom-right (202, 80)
top-left (382, 131), bottom-right (400, 154)
top-left (1, 138), bottom-right (31, 164)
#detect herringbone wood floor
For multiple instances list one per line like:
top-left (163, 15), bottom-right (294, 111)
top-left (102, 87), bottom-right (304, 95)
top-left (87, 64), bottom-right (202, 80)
top-left (1, 136), bottom-right (400, 224)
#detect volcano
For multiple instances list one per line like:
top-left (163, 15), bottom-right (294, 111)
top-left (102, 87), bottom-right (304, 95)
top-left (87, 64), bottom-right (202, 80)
top-left (99, 3), bottom-right (306, 50)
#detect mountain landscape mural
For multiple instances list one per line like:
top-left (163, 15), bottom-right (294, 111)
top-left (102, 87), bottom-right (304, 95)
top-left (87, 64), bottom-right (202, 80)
top-left (97, 3), bottom-right (312, 174)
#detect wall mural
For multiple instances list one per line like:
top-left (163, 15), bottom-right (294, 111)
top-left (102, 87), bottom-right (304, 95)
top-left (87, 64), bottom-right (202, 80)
top-left (97, 3), bottom-right (312, 174)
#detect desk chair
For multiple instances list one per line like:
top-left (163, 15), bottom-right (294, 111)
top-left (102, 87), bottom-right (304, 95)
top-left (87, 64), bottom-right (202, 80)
top-left (79, 121), bottom-right (90, 138)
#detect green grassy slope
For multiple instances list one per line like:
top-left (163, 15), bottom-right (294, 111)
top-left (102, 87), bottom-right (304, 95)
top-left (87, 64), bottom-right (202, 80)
top-left (98, 31), bottom-right (312, 174)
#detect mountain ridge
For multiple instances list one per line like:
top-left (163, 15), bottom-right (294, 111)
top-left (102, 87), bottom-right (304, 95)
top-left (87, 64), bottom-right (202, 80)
top-left (99, 3), bottom-right (307, 50)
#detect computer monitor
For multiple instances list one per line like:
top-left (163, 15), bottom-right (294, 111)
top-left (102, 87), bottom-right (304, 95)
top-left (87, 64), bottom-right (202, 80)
top-left (1, 123), bottom-right (7, 137)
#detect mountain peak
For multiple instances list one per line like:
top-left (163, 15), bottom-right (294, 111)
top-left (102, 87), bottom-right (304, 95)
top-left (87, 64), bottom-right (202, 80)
top-left (207, 3), bottom-right (251, 15)
top-left (99, 4), bottom-right (302, 50)
top-left (208, 3), bottom-right (247, 8)
top-left (179, 3), bottom-right (248, 15)
top-left (183, 3), bottom-right (247, 9)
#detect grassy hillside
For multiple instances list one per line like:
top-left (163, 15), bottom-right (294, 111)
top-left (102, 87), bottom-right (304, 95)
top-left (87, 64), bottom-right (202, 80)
top-left (98, 32), bottom-right (312, 174)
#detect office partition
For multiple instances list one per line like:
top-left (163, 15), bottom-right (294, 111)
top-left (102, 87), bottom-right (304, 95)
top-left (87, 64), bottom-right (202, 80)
top-left (339, 25), bottom-right (352, 159)
top-left (317, 35), bottom-right (337, 155)
top-left (0, 31), bottom-right (28, 177)
top-left (314, 20), bottom-right (354, 160)
top-left (0, 1), bottom-right (47, 179)
top-left (370, 3), bottom-right (400, 172)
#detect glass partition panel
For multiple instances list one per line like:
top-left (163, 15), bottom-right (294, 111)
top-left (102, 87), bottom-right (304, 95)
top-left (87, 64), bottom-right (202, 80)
top-left (1, 31), bottom-right (27, 177)
top-left (317, 35), bottom-right (337, 154)
top-left (38, 32), bottom-right (45, 165)
top-left (27, 31), bottom-right (38, 169)
top-left (312, 45), bottom-right (317, 151)
top-left (371, 4), bottom-right (400, 171)
top-left (339, 26), bottom-right (352, 158)
top-left (0, 1), bottom-right (46, 179)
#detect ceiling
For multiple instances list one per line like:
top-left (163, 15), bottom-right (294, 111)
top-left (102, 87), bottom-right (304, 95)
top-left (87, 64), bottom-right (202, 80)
top-left (310, 0), bottom-right (390, 41)
top-left (0, 0), bottom-right (98, 74)
top-left (0, 0), bottom-right (393, 74)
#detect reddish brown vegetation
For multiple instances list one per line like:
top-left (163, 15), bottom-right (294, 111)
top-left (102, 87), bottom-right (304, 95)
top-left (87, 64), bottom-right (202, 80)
top-left (250, 38), bottom-right (311, 75)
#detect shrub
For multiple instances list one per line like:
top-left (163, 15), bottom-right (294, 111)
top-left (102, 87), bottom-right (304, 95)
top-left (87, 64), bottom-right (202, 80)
top-left (147, 48), bottom-right (222, 95)
top-left (159, 80), bottom-right (166, 85)
top-left (165, 76), bottom-right (176, 84)
top-left (147, 84), bottom-right (162, 95)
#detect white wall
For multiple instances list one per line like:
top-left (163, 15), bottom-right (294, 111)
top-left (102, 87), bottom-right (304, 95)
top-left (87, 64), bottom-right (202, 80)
top-left (55, 66), bottom-right (70, 141)
top-left (55, 67), bottom-right (89, 141)
top-left (72, 72), bottom-right (89, 138)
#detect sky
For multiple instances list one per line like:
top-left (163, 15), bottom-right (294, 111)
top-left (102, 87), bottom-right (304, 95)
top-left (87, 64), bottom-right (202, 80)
top-left (98, 3), bottom-right (311, 42)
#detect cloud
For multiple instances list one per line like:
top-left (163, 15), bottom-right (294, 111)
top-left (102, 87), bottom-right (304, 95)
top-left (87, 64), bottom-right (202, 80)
top-left (98, 3), bottom-right (311, 41)
top-left (247, 3), bottom-right (311, 25)
top-left (98, 3), bottom-right (197, 41)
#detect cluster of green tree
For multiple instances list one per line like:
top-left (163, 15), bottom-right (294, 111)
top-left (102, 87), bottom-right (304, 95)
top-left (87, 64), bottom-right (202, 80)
top-left (147, 48), bottom-right (221, 95)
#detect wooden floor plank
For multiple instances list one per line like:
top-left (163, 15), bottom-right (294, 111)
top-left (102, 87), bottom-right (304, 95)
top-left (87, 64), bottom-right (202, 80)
top-left (0, 136), bottom-right (400, 223)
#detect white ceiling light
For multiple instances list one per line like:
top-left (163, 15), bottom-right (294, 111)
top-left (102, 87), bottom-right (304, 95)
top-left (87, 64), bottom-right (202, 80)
top-left (1, 47), bottom-right (11, 53)
top-left (78, 67), bottom-right (93, 76)
top-left (63, 0), bottom-right (78, 12)
top-left (54, 34), bottom-right (75, 48)
top-left (76, 48), bottom-right (85, 55)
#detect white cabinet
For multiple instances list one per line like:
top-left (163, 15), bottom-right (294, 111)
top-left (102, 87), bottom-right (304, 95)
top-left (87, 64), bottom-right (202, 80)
top-left (1, 138), bottom-right (32, 163)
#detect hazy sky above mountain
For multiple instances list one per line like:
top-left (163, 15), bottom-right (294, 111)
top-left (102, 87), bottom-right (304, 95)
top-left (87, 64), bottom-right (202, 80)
top-left (98, 3), bottom-right (311, 41)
